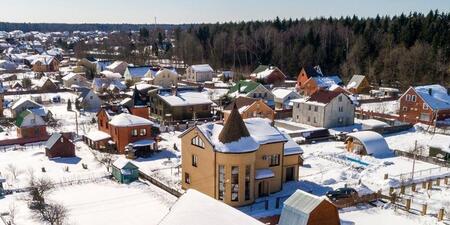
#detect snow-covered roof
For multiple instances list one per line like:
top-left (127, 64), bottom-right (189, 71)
top-left (159, 189), bottom-right (264, 225)
top-left (413, 85), bottom-right (450, 110)
top-left (109, 113), bottom-right (154, 127)
top-left (347, 131), bottom-right (391, 158)
top-left (130, 139), bottom-right (155, 147)
top-left (251, 66), bottom-right (286, 79)
top-left (158, 91), bottom-right (213, 107)
top-left (282, 132), bottom-right (303, 155)
top-left (127, 66), bottom-right (151, 78)
top-left (427, 134), bottom-right (450, 153)
top-left (346, 75), bottom-right (366, 89)
top-left (272, 88), bottom-right (300, 101)
top-left (112, 158), bottom-right (136, 169)
top-left (85, 130), bottom-right (111, 141)
top-left (195, 118), bottom-right (286, 153)
top-left (106, 61), bottom-right (126, 70)
top-left (190, 64), bottom-right (213, 73)
top-left (311, 75), bottom-right (342, 88)
top-left (62, 72), bottom-right (80, 81)
top-left (11, 98), bottom-right (42, 110)
top-left (361, 119), bottom-right (390, 129)
top-left (100, 70), bottom-right (122, 79)
top-left (279, 190), bottom-right (330, 225)
top-left (256, 168), bottom-right (275, 180)
top-left (197, 123), bottom-right (259, 153)
top-left (245, 118), bottom-right (288, 145)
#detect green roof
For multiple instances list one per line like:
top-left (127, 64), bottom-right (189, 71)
top-left (228, 80), bottom-right (261, 95)
top-left (252, 65), bottom-right (270, 74)
top-left (15, 110), bottom-right (31, 127)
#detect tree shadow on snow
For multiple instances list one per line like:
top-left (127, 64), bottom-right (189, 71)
top-left (50, 156), bottom-right (82, 165)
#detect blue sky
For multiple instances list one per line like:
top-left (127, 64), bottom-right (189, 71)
top-left (0, 0), bottom-right (449, 24)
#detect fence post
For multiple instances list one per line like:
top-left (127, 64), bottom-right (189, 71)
top-left (445, 176), bottom-right (449, 185)
top-left (421, 204), bottom-right (427, 216)
top-left (422, 181), bottom-right (427, 189)
top-left (438, 208), bottom-right (445, 221)
top-left (436, 178), bottom-right (441, 186)
top-left (427, 180), bottom-right (432, 190)
top-left (405, 198), bottom-right (411, 212)
top-left (411, 183), bottom-right (416, 192)
top-left (384, 174), bottom-right (388, 180)
top-left (400, 186), bottom-right (405, 194)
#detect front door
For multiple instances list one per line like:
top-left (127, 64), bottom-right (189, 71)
top-left (258, 181), bottom-right (268, 197)
top-left (286, 167), bottom-right (295, 181)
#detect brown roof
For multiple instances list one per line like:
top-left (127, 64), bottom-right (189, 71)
top-left (218, 103), bottom-right (250, 143)
top-left (307, 90), bottom-right (341, 104)
top-left (224, 96), bottom-right (259, 111)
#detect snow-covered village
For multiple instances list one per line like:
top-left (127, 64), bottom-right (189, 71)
top-left (0, 1), bottom-right (449, 225)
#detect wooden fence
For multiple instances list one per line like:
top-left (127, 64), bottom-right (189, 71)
top-left (394, 150), bottom-right (450, 168)
top-left (332, 192), bottom-right (381, 209)
top-left (139, 171), bottom-right (182, 198)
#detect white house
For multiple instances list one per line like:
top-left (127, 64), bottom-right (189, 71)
top-left (185, 64), bottom-right (214, 83)
top-left (292, 90), bottom-right (354, 128)
top-left (78, 89), bottom-right (103, 112)
top-left (62, 72), bottom-right (87, 88)
top-left (272, 88), bottom-right (301, 110)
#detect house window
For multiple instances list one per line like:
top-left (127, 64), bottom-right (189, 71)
top-left (403, 107), bottom-right (408, 111)
top-left (297, 103), bottom-right (300, 109)
top-left (338, 96), bottom-right (343, 102)
top-left (192, 155), bottom-right (198, 167)
top-left (139, 128), bottom-right (147, 136)
top-left (218, 165), bottom-right (225, 200)
top-left (131, 129), bottom-right (138, 137)
top-left (313, 117), bottom-right (317, 123)
top-left (60, 138), bottom-right (64, 143)
top-left (253, 93), bottom-right (257, 98)
top-left (191, 136), bottom-right (205, 148)
top-left (185, 173), bottom-right (191, 184)
top-left (231, 166), bottom-right (239, 202)
top-left (245, 165), bottom-right (251, 201)
top-left (423, 104), bottom-right (429, 110)
top-left (89, 96), bottom-right (93, 100)
top-left (269, 154), bottom-right (280, 167)
top-left (406, 94), bottom-right (411, 101)
top-left (264, 93), bottom-right (267, 98)
top-left (307, 116), bottom-right (310, 122)
top-left (314, 106), bottom-right (318, 112)
top-left (338, 106), bottom-right (344, 112)
top-left (308, 105), bottom-right (312, 111)
top-left (411, 95), bottom-right (417, 102)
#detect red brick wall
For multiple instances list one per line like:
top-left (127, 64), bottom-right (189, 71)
top-left (130, 107), bottom-right (149, 119)
top-left (17, 126), bottom-right (47, 138)
top-left (109, 124), bottom-right (154, 154)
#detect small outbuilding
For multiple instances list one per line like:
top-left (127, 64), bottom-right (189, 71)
top-left (427, 134), bottom-right (450, 162)
top-left (345, 131), bottom-right (391, 158)
top-left (112, 158), bottom-right (139, 184)
top-left (278, 190), bottom-right (340, 225)
top-left (45, 133), bottom-right (76, 158)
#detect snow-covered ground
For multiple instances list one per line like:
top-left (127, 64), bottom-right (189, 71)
top-left (358, 101), bottom-right (399, 115)
top-left (0, 180), bottom-right (177, 225)
top-left (0, 141), bottom-right (107, 189)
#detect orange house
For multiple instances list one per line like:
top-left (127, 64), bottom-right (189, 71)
top-left (223, 96), bottom-right (275, 122)
top-left (31, 57), bottom-right (59, 72)
top-left (296, 66), bottom-right (343, 96)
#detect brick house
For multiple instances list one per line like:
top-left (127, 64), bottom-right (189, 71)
top-left (15, 110), bottom-right (47, 138)
top-left (296, 66), bottom-right (343, 96)
top-left (398, 85), bottom-right (450, 124)
top-left (180, 105), bottom-right (302, 207)
top-left (45, 133), bottom-right (75, 158)
top-left (31, 56), bottom-right (59, 72)
top-left (223, 96), bottom-right (275, 122)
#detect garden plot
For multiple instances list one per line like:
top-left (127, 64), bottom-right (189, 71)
top-left (0, 141), bottom-right (107, 190)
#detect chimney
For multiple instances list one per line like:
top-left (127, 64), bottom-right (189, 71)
top-left (428, 88), bottom-right (432, 96)
top-left (171, 85), bottom-right (178, 96)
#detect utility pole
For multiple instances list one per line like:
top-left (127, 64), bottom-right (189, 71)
top-left (74, 111), bottom-right (79, 137)
top-left (411, 140), bottom-right (417, 181)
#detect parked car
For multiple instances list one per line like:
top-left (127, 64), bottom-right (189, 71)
top-left (326, 187), bottom-right (358, 201)
top-left (52, 95), bottom-right (61, 103)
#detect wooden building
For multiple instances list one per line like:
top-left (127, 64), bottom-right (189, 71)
top-left (250, 65), bottom-right (286, 85)
top-left (111, 158), bottom-right (139, 184)
top-left (278, 190), bottom-right (339, 225)
top-left (15, 110), bottom-right (47, 139)
top-left (223, 96), bottom-right (275, 122)
top-left (346, 75), bottom-right (370, 94)
top-left (45, 133), bottom-right (75, 158)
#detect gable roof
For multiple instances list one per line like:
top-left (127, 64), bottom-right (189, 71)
top-left (413, 85), bottom-right (450, 110)
top-left (11, 98), bottom-right (42, 110)
top-left (45, 133), bottom-right (70, 149)
top-left (158, 91), bottom-right (213, 107)
top-left (228, 80), bottom-right (261, 95)
top-left (347, 75), bottom-right (367, 89)
top-left (112, 158), bottom-right (138, 169)
top-left (311, 75), bottom-right (343, 88)
top-left (307, 90), bottom-right (341, 104)
top-left (109, 113), bottom-right (154, 127)
top-left (252, 65), bottom-right (270, 74)
top-left (303, 65), bottom-right (324, 78)
top-left (219, 104), bottom-right (251, 144)
top-left (251, 65), bottom-right (286, 80)
top-left (190, 64), bottom-right (213, 73)
top-left (224, 96), bottom-right (259, 111)
top-left (279, 190), bottom-right (331, 225)
top-left (126, 66), bottom-right (152, 78)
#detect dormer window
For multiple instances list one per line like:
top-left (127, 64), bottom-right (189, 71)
top-left (191, 136), bottom-right (205, 148)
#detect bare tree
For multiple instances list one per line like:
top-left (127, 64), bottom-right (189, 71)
top-left (6, 164), bottom-right (22, 181)
top-left (39, 203), bottom-right (68, 225)
top-left (8, 202), bottom-right (17, 225)
top-left (29, 177), bottom-right (55, 204)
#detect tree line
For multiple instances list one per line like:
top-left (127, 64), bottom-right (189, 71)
top-left (169, 11), bottom-right (449, 88)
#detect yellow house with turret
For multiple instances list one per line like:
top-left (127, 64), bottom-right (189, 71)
top-left (180, 104), bottom-right (302, 207)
